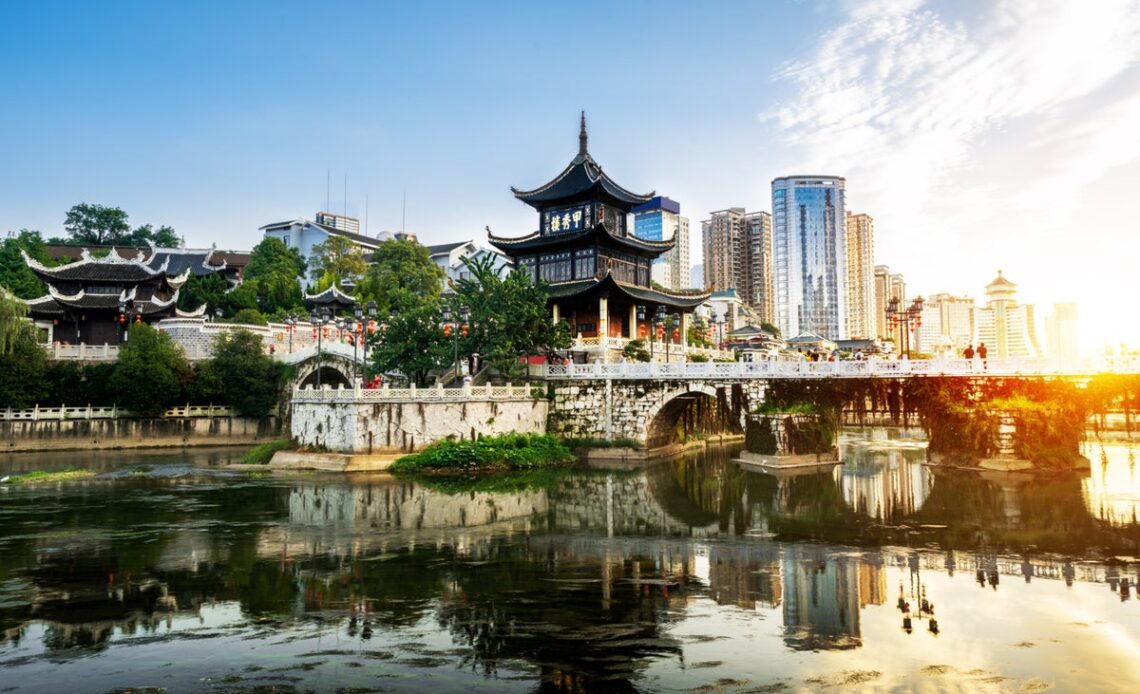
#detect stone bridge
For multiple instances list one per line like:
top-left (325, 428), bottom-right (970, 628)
top-left (277, 342), bottom-right (366, 389)
top-left (546, 378), bottom-right (767, 448)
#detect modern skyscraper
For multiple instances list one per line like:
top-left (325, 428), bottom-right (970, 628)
top-left (701, 208), bottom-right (774, 323)
top-left (973, 271), bottom-right (1041, 358)
top-left (772, 176), bottom-right (847, 339)
top-left (632, 196), bottom-right (689, 291)
top-left (916, 293), bottom-right (975, 355)
top-left (845, 212), bottom-right (875, 339)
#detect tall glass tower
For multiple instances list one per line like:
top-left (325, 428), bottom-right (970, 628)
top-left (772, 176), bottom-right (847, 340)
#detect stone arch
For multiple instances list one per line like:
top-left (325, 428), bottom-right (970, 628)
top-left (643, 383), bottom-right (740, 449)
top-left (292, 357), bottom-right (354, 390)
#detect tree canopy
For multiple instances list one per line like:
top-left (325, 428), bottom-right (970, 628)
top-left (210, 329), bottom-right (287, 417)
top-left (59, 203), bottom-right (181, 248)
top-left (110, 323), bottom-right (190, 416)
top-left (1, 286), bottom-right (30, 355)
top-left (308, 235), bottom-right (367, 291)
top-left (355, 238), bottom-right (444, 315)
top-left (240, 237), bottom-right (306, 316)
top-left (0, 230), bottom-right (52, 299)
top-left (369, 303), bottom-right (451, 386)
top-left (452, 254), bottom-right (570, 380)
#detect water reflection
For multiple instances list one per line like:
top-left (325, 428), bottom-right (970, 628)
top-left (2, 436), bottom-right (1140, 691)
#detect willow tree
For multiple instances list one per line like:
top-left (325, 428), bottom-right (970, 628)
top-left (0, 286), bottom-right (29, 354)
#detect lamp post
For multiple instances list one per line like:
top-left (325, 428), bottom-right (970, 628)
top-left (362, 300), bottom-right (377, 379)
top-left (310, 308), bottom-right (329, 387)
top-left (666, 312), bottom-right (679, 363)
top-left (654, 306), bottom-right (666, 362)
top-left (286, 314), bottom-right (296, 353)
top-left (117, 301), bottom-right (126, 344)
top-left (441, 304), bottom-right (468, 385)
top-left (635, 305), bottom-right (646, 361)
top-left (885, 296), bottom-right (925, 359)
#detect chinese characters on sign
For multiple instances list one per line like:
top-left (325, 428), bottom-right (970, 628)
top-left (546, 205), bottom-right (590, 234)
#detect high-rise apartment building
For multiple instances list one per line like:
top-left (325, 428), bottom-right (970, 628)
top-left (1045, 302), bottom-right (1079, 368)
top-left (845, 212), bottom-right (875, 339)
top-left (772, 176), bottom-right (847, 339)
top-left (973, 271), bottom-right (1041, 358)
top-left (700, 208), bottom-right (774, 323)
top-left (632, 196), bottom-right (689, 291)
top-left (743, 211), bottom-right (774, 324)
top-left (915, 293), bottom-right (975, 355)
top-left (873, 265), bottom-right (907, 345)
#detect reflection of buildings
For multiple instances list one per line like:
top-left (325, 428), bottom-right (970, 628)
top-left (835, 447), bottom-right (932, 520)
top-left (781, 547), bottom-right (864, 650)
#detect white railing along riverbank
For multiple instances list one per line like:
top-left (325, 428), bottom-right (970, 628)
top-left (0, 404), bottom-right (236, 421)
top-left (534, 357), bottom-right (1140, 380)
top-left (292, 382), bottom-right (536, 403)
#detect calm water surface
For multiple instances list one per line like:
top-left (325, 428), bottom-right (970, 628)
top-left (2, 432), bottom-right (1140, 693)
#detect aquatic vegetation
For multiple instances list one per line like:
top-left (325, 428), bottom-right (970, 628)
top-left (8, 468), bottom-right (95, 484)
top-left (390, 433), bottom-right (575, 472)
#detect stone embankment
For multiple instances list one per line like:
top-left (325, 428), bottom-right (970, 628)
top-left (0, 415), bottom-right (281, 453)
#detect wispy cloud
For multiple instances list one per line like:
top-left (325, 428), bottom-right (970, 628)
top-left (767, 0), bottom-right (1140, 347)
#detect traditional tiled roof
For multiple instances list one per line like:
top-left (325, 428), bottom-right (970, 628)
top-left (175, 303), bottom-right (208, 318)
top-left (427, 241), bottom-right (470, 256)
top-left (304, 284), bottom-right (357, 307)
top-left (22, 294), bottom-right (65, 314)
top-left (22, 248), bottom-right (171, 283)
top-left (145, 248), bottom-right (229, 278)
top-left (544, 273), bottom-right (709, 310)
top-left (487, 223), bottom-right (674, 257)
top-left (510, 114), bottom-right (653, 209)
top-left (41, 285), bottom-right (179, 314)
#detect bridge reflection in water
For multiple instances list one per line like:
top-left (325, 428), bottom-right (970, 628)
top-left (3, 435), bottom-right (1140, 691)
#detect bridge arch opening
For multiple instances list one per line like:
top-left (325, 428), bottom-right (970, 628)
top-left (644, 384), bottom-right (746, 449)
top-left (297, 365), bottom-right (352, 389)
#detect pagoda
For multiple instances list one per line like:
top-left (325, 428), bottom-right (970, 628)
top-left (488, 114), bottom-right (708, 356)
top-left (21, 248), bottom-right (200, 345)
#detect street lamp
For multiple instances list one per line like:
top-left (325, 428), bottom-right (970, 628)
top-left (441, 304), bottom-right (468, 385)
top-left (666, 312), bottom-right (679, 363)
top-left (635, 304), bottom-right (647, 361)
top-left (310, 308), bottom-right (329, 387)
top-left (885, 296), bottom-right (925, 359)
top-left (117, 300), bottom-right (127, 344)
top-left (285, 314), bottom-right (297, 353)
top-left (654, 306), bottom-right (666, 362)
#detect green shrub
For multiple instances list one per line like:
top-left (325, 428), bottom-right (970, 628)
top-left (391, 433), bottom-right (575, 472)
top-left (687, 353), bottom-right (710, 363)
top-left (240, 439), bottom-right (291, 465)
top-left (561, 437), bottom-right (642, 450)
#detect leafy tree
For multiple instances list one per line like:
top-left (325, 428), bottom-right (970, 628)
top-left (230, 308), bottom-right (268, 326)
top-left (356, 238), bottom-right (443, 314)
top-left (241, 237), bottom-right (306, 315)
top-left (129, 224), bottom-right (180, 248)
top-left (177, 272), bottom-right (229, 315)
top-left (761, 322), bottom-right (781, 337)
top-left (686, 322), bottom-right (713, 348)
top-left (110, 323), bottom-right (190, 416)
top-left (63, 203), bottom-right (131, 245)
top-left (211, 329), bottom-right (286, 417)
top-left (0, 230), bottom-right (52, 299)
top-left (0, 321), bottom-right (47, 408)
top-left (452, 254), bottom-right (571, 380)
top-left (369, 303), bottom-right (451, 386)
top-left (309, 235), bottom-right (367, 288)
top-left (185, 361), bottom-right (224, 404)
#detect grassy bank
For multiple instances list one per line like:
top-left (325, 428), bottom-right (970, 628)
top-left (391, 433), bottom-right (575, 473)
top-left (239, 439), bottom-right (291, 465)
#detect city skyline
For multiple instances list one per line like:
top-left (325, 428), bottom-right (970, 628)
top-left (2, 0), bottom-right (1138, 350)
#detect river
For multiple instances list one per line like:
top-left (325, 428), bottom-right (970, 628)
top-left (2, 430), bottom-right (1140, 692)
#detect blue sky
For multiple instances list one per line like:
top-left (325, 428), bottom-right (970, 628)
top-left (3, 0), bottom-right (1140, 349)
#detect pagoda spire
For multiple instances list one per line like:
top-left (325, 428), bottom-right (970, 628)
top-left (578, 111), bottom-right (588, 156)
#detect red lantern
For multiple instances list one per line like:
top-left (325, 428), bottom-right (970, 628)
top-left (461, 323), bottom-right (468, 338)
top-left (368, 320), bottom-right (377, 334)
top-left (312, 328), bottom-right (318, 339)
top-left (639, 324), bottom-right (647, 338)
top-left (355, 322), bottom-right (363, 334)
top-left (444, 324), bottom-right (452, 337)
top-left (672, 328), bottom-right (679, 342)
